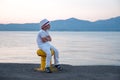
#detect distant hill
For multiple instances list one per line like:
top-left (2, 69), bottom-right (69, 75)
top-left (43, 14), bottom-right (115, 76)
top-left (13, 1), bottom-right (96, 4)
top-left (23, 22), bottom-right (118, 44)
top-left (0, 16), bottom-right (120, 31)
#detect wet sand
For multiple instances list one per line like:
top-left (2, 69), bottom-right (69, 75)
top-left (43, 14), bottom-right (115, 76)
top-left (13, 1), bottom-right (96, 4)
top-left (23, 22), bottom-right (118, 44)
top-left (0, 63), bottom-right (120, 80)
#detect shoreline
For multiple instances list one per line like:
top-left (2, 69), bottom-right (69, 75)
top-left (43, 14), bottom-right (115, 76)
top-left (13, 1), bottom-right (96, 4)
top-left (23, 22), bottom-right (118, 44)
top-left (0, 63), bottom-right (120, 80)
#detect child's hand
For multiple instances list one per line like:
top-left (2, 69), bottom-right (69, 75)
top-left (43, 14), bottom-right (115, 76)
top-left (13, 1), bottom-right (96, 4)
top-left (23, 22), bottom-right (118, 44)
top-left (46, 36), bottom-right (52, 41)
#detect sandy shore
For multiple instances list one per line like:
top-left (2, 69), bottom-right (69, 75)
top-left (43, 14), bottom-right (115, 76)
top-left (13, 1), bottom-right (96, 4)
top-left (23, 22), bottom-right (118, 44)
top-left (0, 63), bottom-right (120, 80)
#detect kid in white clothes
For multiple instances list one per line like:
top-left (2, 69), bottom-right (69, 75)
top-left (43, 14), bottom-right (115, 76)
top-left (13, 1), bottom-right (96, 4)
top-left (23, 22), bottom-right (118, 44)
top-left (36, 19), bottom-right (62, 73)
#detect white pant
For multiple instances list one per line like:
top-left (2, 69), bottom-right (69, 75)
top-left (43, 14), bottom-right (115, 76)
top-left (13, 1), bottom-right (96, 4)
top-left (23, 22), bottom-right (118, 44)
top-left (39, 43), bottom-right (59, 67)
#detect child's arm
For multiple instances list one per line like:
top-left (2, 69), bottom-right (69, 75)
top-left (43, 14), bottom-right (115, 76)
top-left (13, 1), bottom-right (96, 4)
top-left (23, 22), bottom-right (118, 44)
top-left (46, 36), bottom-right (52, 41)
top-left (41, 36), bottom-right (51, 42)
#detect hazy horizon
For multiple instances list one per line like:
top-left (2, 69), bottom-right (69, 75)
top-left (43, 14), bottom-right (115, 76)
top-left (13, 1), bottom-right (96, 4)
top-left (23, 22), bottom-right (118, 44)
top-left (0, 16), bottom-right (119, 24)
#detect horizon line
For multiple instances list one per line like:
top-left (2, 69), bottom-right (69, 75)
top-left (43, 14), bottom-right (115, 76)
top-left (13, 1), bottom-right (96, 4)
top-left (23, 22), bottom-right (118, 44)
top-left (0, 16), bottom-right (119, 24)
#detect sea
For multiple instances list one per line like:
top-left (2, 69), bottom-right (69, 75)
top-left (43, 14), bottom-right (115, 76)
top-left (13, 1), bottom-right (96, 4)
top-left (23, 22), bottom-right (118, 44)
top-left (0, 31), bottom-right (120, 66)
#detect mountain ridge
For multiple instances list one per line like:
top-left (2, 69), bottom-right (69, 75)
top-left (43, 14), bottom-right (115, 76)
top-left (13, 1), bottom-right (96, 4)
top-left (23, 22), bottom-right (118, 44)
top-left (0, 16), bottom-right (120, 31)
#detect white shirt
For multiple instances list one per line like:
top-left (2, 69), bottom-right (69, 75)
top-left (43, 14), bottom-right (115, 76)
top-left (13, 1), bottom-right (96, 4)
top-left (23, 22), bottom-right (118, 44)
top-left (37, 29), bottom-right (50, 48)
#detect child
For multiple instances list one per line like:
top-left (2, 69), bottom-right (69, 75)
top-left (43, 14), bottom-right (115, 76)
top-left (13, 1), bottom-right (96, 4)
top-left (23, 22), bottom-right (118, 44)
top-left (36, 19), bottom-right (63, 73)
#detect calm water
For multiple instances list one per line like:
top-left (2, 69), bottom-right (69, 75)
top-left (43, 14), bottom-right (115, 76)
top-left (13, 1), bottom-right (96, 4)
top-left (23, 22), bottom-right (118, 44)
top-left (0, 31), bottom-right (120, 66)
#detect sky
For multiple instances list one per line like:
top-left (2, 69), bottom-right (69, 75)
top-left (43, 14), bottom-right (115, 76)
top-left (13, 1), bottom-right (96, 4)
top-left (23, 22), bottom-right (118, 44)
top-left (0, 0), bottom-right (120, 24)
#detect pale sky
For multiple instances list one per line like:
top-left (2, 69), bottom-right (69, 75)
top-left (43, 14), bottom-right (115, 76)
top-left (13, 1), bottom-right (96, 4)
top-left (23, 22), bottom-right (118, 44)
top-left (0, 0), bottom-right (120, 23)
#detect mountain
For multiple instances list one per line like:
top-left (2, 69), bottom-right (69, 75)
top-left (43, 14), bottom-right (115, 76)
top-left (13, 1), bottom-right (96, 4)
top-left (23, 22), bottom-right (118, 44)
top-left (0, 16), bottom-right (120, 31)
top-left (50, 16), bottom-right (120, 31)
